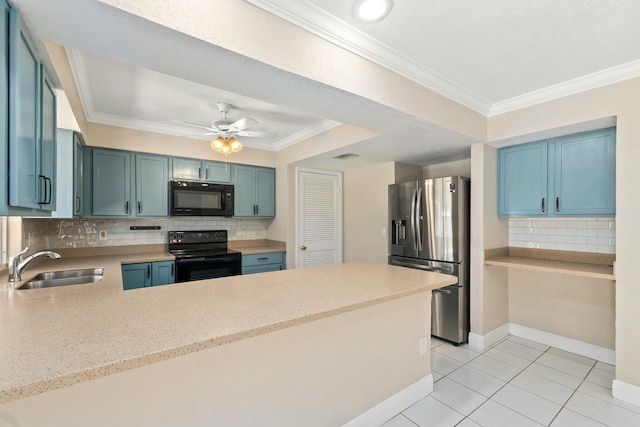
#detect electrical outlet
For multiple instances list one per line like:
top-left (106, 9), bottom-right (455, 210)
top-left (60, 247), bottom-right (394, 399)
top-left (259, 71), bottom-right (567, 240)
top-left (419, 337), bottom-right (428, 356)
top-left (99, 230), bottom-right (108, 241)
top-left (381, 226), bottom-right (387, 237)
top-left (236, 228), bottom-right (242, 236)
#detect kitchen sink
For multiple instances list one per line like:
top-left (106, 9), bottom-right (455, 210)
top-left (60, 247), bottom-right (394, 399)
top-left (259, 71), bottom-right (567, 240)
top-left (17, 268), bottom-right (104, 290)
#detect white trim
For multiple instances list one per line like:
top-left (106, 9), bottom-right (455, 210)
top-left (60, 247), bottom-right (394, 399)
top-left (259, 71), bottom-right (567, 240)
top-left (244, 0), bottom-right (491, 115)
top-left (274, 119), bottom-right (341, 150)
top-left (509, 323), bottom-right (615, 365)
top-left (342, 375), bottom-right (433, 427)
top-left (489, 59), bottom-right (640, 116)
top-left (468, 323), bottom-right (510, 352)
top-left (612, 380), bottom-right (640, 407)
top-left (66, 48), bottom-right (95, 122)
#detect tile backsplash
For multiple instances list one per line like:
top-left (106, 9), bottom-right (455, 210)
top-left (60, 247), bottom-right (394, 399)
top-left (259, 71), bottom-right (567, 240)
top-left (22, 217), bottom-right (271, 250)
top-left (508, 218), bottom-right (615, 254)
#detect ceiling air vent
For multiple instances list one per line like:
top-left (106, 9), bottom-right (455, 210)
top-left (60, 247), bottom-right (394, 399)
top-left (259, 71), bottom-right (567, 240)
top-left (333, 153), bottom-right (359, 160)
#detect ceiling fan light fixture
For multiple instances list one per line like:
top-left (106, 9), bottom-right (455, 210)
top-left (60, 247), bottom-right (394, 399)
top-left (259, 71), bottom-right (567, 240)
top-left (353, 0), bottom-right (393, 23)
top-left (211, 136), bottom-right (243, 155)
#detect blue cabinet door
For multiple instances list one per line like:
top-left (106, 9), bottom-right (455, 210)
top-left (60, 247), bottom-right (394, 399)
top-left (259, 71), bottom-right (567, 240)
top-left (8, 8), bottom-right (40, 209)
top-left (255, 167), bottom-right (275, 217)
top-left (39, 67), bottom-right (57, 211)
top-left (554, 128), bottom-right (616, 216)
top-left (203, 161), bottom-right (231, 183)
top-left (152, 261), bottom-right (175, 286)
top-left (122, 263), bottom-right (151, 290)
top-left (135, 154), bottom-right (169, 217)
top-left (498, 141), bottom-right (548, 216)
top-left (73, 134), bottom-right (84, 216)
top-left (92, 149), bottom-right (131, 216)
top-left (234, 165), bottom-right (257, 216)
top-left (172, 158), bottom-right (201, 181)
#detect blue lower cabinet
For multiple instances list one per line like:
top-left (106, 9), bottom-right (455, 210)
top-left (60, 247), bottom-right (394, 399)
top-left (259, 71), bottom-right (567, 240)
top-left (242, 252), bottom-right (285, 275)
top-left (122, 261), bottom-right (175, 290)
top-left (151, 261), bottom-right (176, 286)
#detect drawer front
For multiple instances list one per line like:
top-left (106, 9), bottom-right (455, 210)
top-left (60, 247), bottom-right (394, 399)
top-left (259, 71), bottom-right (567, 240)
top-left (242, 252), bottom-right (284, 267)
top-left (242, 264), bottom-right (283, 275)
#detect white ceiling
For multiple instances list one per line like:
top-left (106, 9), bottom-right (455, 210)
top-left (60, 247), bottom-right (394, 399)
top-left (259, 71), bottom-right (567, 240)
top-left (11, 0), bottom-right (640, 169)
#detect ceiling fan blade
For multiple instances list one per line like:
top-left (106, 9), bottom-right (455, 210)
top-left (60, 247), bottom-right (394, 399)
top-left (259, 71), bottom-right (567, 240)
top-left (180, 132), bottom-right (219, 138)
top-left (236, 130), bottom-right (278, 138)
top-left (174, 120), bottom-right (219, 132)
top-left (229, 117), bottom-right (259, 131)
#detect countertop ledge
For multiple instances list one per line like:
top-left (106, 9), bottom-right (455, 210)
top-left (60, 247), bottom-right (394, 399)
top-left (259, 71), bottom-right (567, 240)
top-left (484, 247), bottom-right (615, 280)
top-left (0, 260), bottom-right (454, 404)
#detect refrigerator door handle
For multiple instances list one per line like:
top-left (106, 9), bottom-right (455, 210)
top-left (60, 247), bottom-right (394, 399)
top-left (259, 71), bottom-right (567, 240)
top-left (390, 260), bottom-right (455, 275)
top-left (416, 186), bottom-right (423, 251)
top-left (432, 288), bottom-right (451, 295)
top-left (410, 187), bottom-right (418, 249)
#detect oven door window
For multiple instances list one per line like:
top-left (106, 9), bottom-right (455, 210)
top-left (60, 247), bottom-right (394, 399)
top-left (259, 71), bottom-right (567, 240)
top-left (175, 189), bottom-right (222, 210)
top-left (175, 256), bottom-right (241, 282)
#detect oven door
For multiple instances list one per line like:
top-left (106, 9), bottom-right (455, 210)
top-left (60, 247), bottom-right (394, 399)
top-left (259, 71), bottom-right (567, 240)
top-left (175, 255), bottom-right (242, 282)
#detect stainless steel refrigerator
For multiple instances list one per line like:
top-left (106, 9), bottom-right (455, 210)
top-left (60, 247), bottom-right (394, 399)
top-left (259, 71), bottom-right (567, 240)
top-left (388, 176), bottom-right (470, 344)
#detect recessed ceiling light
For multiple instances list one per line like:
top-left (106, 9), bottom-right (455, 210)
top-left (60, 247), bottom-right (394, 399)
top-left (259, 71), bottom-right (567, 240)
top-left (352, 0), bottom-right (393, 23)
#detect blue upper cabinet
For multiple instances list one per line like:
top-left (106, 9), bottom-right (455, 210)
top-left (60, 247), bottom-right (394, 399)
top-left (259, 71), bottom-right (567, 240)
top-left (498, 128), bottom-right (616, 217)
top-left (172, 158), bottom-right (231, 183)
top-left (39, 67), bottom-right (57, 211)
top-left (135, 154), bottom-right (169, 217)
top-left (233, 165), bottom-right (276, 217)
top-left (8, 8), bottom-right (40, 209)
top-left (92, 149), bottom-right (131, 216)
top-left (2, 6), bottom-right (56, 215)
top-left (498, 141), bottom-right (548, 216)
top-left (554, 129), bottom-right (616, 216)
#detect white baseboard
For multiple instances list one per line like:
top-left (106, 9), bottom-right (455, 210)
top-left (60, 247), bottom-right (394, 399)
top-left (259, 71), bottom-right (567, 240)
top-left (468, 323), bottom-right (510, 352)
top-left (612, 380), bottom-right (640, 407)
top-left (342, 375), bottom-right (433, 427)
top-left (509, 323), bottom-right (615, 365)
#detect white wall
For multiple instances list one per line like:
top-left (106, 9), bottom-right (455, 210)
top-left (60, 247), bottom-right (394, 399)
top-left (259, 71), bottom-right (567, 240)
top-left (343, 162), bottom-right (395, 263)
top-left (422, 158), bottom-right (471, 179)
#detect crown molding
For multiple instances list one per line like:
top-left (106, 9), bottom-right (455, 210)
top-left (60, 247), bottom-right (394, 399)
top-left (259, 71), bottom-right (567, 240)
top-left (66, 48), bottom-right (96, 122)
top-left (489, 59), bottom-right (640, 116)
top-left (244, 0), bottom-right (492, 115)
top-left (274, 119), bottom-right (341, 150)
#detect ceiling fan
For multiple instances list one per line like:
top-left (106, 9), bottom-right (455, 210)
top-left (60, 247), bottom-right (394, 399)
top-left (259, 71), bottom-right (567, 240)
top-left (177, 102), bottom-right (277, 154)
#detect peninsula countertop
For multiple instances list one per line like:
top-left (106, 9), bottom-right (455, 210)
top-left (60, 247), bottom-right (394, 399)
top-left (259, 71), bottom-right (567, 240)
top-left (0, 257), bottom-right (456, 404)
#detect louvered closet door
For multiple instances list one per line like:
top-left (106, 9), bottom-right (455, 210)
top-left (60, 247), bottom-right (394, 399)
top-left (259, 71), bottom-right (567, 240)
top-left (297, 168), bottom-right (342, 268)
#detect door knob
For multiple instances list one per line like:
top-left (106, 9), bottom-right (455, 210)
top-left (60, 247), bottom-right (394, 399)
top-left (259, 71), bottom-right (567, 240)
top-left (300, 245), bottom-right (307, 251)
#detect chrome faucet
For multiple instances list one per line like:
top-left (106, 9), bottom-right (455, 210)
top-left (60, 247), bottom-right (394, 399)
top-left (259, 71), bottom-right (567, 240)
top-left (8, 247), bottom-right (61, 282)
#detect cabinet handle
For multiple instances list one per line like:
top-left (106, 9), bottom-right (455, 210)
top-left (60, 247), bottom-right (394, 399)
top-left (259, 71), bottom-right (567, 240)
top-left (147, 265), bottom-right (151, 279)
top-left (199, 167), bottom-right (202, 179)
top-left (205, 169), bottom-right (209, 179)
top-left (556, 197), bottom-right (560, 212)
top-left (256, 205), bottom-right (259, 215)
top-left (258, 257), bottom-right (268, 261)
top-left (38, 175), bottom-right (46, 204)
top-left (171, 263), bottom-right (174, 276)
top-left (125, 201), bottom-right (129, 214)
top-left (138, 201), bottom-right (142, 214)
top-left (75, 196), bottom-right (81, 213)
top-left (45, 177), bottom-right (52, 205)
top-left (541, 197), bottom-right (545, 213)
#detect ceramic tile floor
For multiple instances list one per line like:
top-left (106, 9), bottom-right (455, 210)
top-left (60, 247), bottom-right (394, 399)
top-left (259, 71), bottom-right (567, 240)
top-left (380, 335), bottom-right (640, 427)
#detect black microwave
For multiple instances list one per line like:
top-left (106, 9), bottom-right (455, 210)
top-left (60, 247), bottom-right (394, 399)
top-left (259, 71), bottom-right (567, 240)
top-left (170, 181), bottom-right (234, 216)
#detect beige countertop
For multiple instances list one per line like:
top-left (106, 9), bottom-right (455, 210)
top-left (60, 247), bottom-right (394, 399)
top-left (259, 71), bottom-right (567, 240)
top-left (229, 239), bottom-right (286, 255)
top-left (484, 247), bottom-right (615, 280)
top-left (0, 255), bottom-right (454, 404)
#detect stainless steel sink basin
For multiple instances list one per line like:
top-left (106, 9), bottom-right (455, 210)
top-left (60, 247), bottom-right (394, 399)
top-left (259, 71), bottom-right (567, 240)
top-left (17, 268), bottom-right (104, 290)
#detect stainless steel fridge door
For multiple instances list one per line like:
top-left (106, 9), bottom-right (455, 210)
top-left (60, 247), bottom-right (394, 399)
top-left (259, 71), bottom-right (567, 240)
top-left (418, 177), bottom-right (469, 263)
top-left (389, 181), bottom-right (419, 258)
top-left (389, 256), bottom-right (469, 344)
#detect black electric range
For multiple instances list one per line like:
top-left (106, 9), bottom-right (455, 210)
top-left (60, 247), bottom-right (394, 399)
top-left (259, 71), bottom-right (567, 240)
top-left (168, 230), bottom-right (242, 282)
